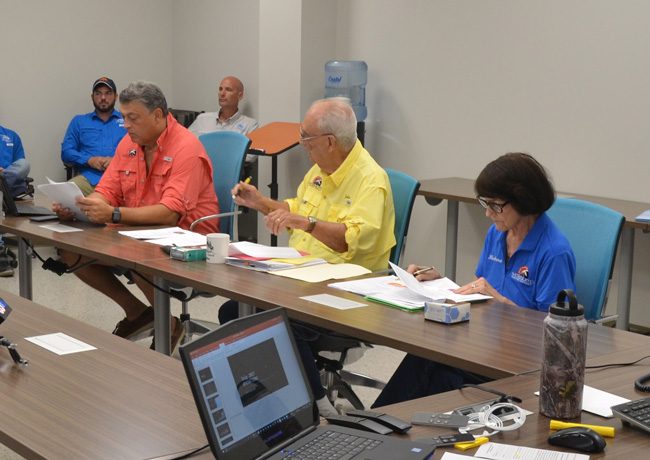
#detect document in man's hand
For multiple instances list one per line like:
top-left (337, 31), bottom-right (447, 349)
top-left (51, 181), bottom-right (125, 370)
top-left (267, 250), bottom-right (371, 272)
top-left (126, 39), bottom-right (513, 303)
top-left (37, 178), bottom-right (89, 222)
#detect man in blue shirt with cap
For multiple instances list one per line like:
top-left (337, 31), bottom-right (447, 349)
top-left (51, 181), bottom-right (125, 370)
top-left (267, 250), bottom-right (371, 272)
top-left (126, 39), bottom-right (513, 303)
top-left (61, 77), bottom-right (126, 195)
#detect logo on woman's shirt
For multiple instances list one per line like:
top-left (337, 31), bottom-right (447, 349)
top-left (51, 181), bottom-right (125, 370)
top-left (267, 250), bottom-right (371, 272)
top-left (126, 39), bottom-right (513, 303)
top-left (511, 265), bottom-right (533, 286)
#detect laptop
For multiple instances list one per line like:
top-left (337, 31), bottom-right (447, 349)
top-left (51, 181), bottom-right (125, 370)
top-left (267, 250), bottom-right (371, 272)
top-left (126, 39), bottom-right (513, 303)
top-left (179, 308), bottom-right (434, 460)
top-left (0, 175), bottom-right (55, 217)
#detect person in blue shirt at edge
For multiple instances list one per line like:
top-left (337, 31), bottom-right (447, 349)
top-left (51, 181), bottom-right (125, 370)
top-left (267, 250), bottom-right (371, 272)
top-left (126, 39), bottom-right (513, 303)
top-left (0, 125), bottom-right (30, 198)
top-left (372, 152), bottom-right (576, 409)
top-left (0, 124), bottom-right (30, 277)
top-left (61, 77), bottom-right (126, 196)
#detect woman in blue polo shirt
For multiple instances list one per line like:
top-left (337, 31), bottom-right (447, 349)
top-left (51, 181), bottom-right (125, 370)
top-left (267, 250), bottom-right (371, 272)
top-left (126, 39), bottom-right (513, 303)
top-left (372, 152), bottom-right (576, 408)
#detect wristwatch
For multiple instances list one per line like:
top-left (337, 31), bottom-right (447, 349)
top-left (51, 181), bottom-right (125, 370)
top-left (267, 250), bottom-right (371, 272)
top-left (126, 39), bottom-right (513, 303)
top-left (305, 216), bottom-right (317, 233)
top-left (112, 207), bottom-right (121, 224)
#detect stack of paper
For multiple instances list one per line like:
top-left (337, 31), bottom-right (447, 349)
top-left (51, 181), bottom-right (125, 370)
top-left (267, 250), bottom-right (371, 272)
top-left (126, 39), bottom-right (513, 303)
top-left (37, 177), bottom-right (89, 222)
top-left (636, 210), bottom-right (650, 222)
top-left (329, 262), bottom-right (491, 311)
top-left (226, 241), bottom-right (326, 272)
top-left (118, 227), bottom-right (207, 247)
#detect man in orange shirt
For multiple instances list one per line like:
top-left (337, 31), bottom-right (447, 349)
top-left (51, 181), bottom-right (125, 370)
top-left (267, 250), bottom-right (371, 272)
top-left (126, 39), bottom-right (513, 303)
top-left (54, 81), bottom-right (219, 352)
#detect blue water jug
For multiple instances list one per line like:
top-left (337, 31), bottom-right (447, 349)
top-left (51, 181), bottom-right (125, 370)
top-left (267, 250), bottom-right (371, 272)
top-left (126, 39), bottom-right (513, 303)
top-left (324, 60), bottom-right (367, 121)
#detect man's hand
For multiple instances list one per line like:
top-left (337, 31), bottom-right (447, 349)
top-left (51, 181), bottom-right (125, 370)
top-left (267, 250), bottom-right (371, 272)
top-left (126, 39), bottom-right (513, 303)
top-left (76, 196), bottom-right (113, 223)
top-left (88, 156), bottom-right (112, 171)
top-left (406, 264), bottom-right (442, 281)
top-left (52, 202), bottom-right (75, 221)
top-left (232, 181), bottom-right (264, 211)
top-left (264, 209), bottom-right (307, 235)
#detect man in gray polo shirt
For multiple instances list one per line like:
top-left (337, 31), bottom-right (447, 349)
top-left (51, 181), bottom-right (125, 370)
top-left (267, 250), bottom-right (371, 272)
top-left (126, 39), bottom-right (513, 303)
top-left (189, 75), bottom-right (258, 148)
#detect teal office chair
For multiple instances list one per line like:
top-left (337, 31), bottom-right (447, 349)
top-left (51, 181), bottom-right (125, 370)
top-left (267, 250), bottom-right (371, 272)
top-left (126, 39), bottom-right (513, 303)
top-left (386, 168), bottom-right (421, 265)
top-left (315, 169), bottom-right (421, 409)
top-left (174, 131), bottom-right (251, 343)
top-left (546, 197), bottom-right (624, 321)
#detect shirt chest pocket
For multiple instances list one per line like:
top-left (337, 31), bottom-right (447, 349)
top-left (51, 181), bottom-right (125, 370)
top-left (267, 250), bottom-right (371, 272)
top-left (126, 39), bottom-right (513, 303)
top-left (298, 186), bottom-right (322, 217)
top-left (118, 169), bottom-right (138, 202)
top-left (80, 128), bottom-right (102, 148)
top-left (150, 161), bottom-right (173, 195)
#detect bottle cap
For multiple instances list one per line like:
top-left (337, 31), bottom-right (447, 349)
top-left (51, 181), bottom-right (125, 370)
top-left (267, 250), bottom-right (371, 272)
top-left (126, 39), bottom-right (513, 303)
top-left (549, 289), bottom-right (584, 317)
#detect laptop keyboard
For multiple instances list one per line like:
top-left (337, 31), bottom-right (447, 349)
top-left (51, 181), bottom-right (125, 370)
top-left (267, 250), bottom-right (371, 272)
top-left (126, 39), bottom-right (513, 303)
top-left (280, 430), bottom-right (382, 459)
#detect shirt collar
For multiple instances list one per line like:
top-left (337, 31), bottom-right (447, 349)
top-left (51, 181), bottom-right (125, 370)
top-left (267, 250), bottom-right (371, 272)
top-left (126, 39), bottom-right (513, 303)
top-left (516, 212), bottom-right (550, 253)
top-left (91, 109), bottom-right (121, 122)
top-left (153, 113), bottom-right (177, 152)
top-left (217, 109), bottom-right (242, 125)
top-left (328, 140), bottom-right (362, 187)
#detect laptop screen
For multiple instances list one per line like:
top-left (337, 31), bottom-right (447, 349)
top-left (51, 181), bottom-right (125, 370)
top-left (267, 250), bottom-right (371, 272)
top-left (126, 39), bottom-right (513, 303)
top-left (180, 309), bottom-right (315, 460)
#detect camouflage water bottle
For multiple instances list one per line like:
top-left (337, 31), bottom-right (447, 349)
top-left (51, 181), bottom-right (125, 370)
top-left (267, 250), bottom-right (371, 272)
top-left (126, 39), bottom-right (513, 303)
top-left (539, 289), bottom-right (588, 419)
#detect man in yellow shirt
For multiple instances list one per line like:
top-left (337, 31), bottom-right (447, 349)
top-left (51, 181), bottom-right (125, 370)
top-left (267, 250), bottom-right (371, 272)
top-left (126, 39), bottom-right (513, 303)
top-left (230, 98), bottom-right (395, 416)
top-left (233, 98), bottom-right (395, 270)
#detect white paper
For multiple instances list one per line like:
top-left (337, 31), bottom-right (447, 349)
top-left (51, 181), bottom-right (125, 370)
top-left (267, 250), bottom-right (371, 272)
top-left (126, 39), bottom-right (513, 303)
top-left (118, 227), bottom-right (207, 247)
top-left (300, 294), bottom-right (367, 310)
top-left (390, 262), bottom-right (492, 302)
top-left (636, 210), bottom-right (650, 222)
top-left (271, 263), bottom-right (371, 282)
top-left (37, 178), bottom-right (89, 222)
top-left (25, 333), bottom-right (96, 355)
top-left (329, 275), bottom-right (399, 296)
top-left (119, 227), bottom-right (188, 239)
top-left (39, 223), bottom-right (83, 233)
top-left (581, 385), bottom-right (629, 417)
top-left (440, 453), bottom-right (473, 460)
top-left (475, 442), bottom-right (589, 460)
top-left (144, 233), bottom-right (207, 247)
top-left (229, 241), bottom-right (301, 259)
top-left (534, 385), bottom-right (629, 418)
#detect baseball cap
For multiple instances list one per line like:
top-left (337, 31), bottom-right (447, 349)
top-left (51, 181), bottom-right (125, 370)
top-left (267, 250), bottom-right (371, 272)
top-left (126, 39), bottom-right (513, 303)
top-left (92, 77), bottom-right (117, 93)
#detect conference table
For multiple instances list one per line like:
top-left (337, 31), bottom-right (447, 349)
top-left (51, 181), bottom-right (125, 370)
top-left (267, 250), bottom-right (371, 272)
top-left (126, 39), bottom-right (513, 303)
top-left (180, 347), bottom-right (650, 459)
top-left (0, 289), bottom-right (206, 460)
top-left (418, 177), bottom-right (650, 331)
top-left (376, 347), bottom-right (650, 460)
top-left (3, 216), bottom-right (649, 372)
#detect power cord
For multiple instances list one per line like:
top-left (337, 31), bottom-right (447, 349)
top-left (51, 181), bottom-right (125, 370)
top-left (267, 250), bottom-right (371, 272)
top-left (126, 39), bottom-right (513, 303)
top-left (164, 444), bottom-right (210, 460)
top-left (129, 270), bottom-right (191, 302)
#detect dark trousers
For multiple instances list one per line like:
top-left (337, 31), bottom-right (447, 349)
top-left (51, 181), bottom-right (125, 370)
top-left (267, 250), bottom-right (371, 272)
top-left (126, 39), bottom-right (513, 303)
top-left (218, 301), bottom-right (327, 400)
top-left (371, 354), bottom-right (491, 408)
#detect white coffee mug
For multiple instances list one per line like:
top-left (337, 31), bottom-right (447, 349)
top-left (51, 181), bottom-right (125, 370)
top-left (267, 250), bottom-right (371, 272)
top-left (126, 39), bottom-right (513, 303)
top-left (206, 233), bottom-right (230, 264)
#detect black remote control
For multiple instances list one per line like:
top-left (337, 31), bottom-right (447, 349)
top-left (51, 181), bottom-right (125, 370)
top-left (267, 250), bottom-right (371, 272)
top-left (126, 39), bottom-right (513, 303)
top-left (411, 412), bottom-right (470, 428)
top-left (415, 433), bottom-right (475, 447)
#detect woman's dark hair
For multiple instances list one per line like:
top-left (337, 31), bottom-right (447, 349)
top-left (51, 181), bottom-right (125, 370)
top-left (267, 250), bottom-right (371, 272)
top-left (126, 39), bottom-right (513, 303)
top-left (475, 152), bottom-right (555, 215)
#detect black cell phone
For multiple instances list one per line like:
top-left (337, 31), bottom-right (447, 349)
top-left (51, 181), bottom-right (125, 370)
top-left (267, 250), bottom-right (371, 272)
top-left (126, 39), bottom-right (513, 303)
top-left (29, 215), bottom-right (59, 222)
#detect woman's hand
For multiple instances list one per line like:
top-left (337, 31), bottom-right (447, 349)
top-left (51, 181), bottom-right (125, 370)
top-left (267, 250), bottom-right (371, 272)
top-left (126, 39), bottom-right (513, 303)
top-left (406, 264), bottom-right (442, 281)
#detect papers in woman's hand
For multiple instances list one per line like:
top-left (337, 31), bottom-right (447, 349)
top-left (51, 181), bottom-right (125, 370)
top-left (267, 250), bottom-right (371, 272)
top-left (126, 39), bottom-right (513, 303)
top-left (389, 262), bottom-right (492, 303)
top-left (329, 264), bottom-right (492, 311)
top-left (37, 177), bottom-right (89, 222)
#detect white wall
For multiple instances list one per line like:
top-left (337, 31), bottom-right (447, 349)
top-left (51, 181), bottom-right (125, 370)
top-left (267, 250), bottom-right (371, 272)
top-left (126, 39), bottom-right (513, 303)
top-left (335, 0), bottom-right (650, 324)
top-left (171, 0), bottom-right (259, 118)
top-left (0, 0), bottom-right (173, 185)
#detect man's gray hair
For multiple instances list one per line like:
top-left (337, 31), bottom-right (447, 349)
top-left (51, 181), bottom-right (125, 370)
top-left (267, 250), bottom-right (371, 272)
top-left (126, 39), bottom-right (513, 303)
top-left (313, 98), bottom-right (357, 151)
top-left (119, 81), bottom-right (168, 116)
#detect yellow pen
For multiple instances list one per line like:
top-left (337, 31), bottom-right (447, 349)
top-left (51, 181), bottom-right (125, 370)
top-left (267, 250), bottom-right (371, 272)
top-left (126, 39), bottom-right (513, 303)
top-left (232, 176), bottom-right (253, 199)
top-left (549, 420), bottom-right (616, 438)
top-left (454, 436), bottom-right (489, 451)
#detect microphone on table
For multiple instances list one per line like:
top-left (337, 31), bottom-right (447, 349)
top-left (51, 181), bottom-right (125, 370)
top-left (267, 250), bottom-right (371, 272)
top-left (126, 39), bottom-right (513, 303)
top-left (0, 298), bottom-right (28, 366)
